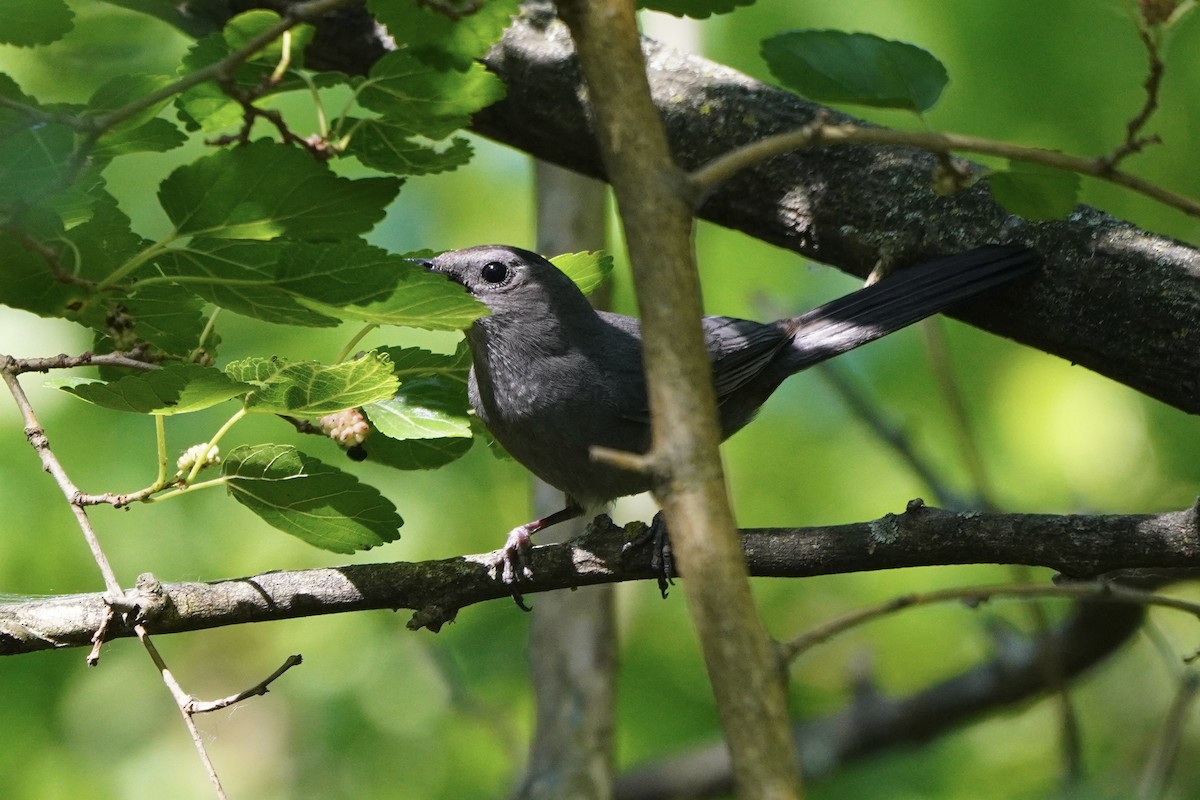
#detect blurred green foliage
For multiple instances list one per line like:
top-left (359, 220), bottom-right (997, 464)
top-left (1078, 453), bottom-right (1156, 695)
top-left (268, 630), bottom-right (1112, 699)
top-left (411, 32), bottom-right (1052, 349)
top-left (2, 1), bottom-right (1200, 799)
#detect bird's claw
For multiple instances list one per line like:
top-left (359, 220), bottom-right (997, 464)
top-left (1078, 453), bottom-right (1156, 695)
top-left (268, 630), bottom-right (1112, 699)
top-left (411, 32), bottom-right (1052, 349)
top-left (493, 524), bottom-right (536, 611)
top-left (623, 512), bottom-right (675, 598)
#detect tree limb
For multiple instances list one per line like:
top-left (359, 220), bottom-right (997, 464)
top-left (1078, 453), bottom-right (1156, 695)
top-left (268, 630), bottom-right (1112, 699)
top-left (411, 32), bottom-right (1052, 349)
top-left (3, 503), bottom-right (1197, 657)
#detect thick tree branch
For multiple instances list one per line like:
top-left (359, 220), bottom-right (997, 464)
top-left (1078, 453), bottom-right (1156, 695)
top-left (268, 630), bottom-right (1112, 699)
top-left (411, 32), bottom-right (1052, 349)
top-left (145, 2), bottom-right (1200, 415)
top-left (3, 504), bottom-right (1197, 657)
top-left (471, 7), bottom-right (1200, 414)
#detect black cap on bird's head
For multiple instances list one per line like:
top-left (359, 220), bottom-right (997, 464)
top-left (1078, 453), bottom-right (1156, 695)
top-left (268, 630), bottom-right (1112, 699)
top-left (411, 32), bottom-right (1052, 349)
top-left (423, 245), bottom-right (592, 318)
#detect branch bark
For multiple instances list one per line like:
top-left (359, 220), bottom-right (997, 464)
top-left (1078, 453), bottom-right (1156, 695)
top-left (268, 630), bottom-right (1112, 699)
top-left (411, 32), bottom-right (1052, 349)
top-left (553, 1), bottom-right (802, 796)
top-left (4, 504), bottom-right (1197, 657)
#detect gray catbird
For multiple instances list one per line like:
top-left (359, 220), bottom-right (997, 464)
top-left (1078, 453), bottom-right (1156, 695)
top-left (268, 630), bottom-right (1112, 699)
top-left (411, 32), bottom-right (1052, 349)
top-left (426, 244), bottom-right (1036, 590)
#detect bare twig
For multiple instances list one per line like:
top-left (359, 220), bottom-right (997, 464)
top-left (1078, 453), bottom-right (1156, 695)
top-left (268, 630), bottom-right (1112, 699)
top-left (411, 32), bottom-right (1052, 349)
top-left (1138, 671), bottom-right (1200, 799)
top-left (1, 367), bottom-right (232, 796)
top-left (3, 350), bottom-right (161, 375)
top-left (187, 655), bottom-right (304, 714)
top-left (1100, 25), bottom-right (1166, 171)
top-left (687, 121), bottom-right (1200, 219)
top-left (778, 581), bottom-right (1200, 663)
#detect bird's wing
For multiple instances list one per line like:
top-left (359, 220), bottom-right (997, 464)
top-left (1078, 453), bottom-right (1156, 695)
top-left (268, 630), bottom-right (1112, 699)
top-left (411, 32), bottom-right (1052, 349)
top-left (702, 316), bottom-right (790, 402)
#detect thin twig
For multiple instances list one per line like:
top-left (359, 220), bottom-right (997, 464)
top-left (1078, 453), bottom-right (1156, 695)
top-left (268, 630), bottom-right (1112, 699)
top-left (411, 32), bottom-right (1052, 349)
top-left (1, 367), bottom-right (230, 798)
top-left (1100, 25), bottom-right (1166, 171)
top-left (188, 655), bottom-right (304, 714)
top-left (688, 121), bottom-right (1200, 219)
top-left (779, 581), bottom-right (1200, 663)
top-left (4, 351), bottom-right (161, 374)
top-left (1137, 672), bottom-right (1200, 800)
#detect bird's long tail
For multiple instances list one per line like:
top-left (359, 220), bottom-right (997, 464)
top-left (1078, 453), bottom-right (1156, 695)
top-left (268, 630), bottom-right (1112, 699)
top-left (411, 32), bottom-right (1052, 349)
top-left (778, 244), bottom-right (1037, 373)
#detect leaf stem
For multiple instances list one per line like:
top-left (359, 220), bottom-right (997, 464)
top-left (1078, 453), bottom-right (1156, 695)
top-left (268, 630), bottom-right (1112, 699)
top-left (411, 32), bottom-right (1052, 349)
top-left (335, 324), bottom-right (378, 363)
top-left (185, 407), bottom-right (247, 485)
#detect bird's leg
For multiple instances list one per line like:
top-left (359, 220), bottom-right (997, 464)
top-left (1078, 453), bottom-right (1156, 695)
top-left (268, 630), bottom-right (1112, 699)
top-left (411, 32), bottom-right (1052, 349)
top-left (622, 511), bottom-right (675, 598)
top-left (495, 502), bottom-right (583, 609)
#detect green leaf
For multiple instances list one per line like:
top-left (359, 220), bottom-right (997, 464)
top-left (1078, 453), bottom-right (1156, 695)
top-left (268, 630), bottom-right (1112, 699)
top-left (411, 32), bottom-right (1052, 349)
top-left (157, 140), bottom-right (402, 239)
top-left (120, 285), bottom-right (209, 355)
top-left (550, 251), bottom-right (613, 297)
top-left (226, 352), bottom-right (399, 416)
top-left (0, 124), bottom-right (74, 206)
top-left (49, 364), bottom-right (251, 415)
top-left (366, 0), bottom-right (520, 72)
top-left (989, 161), bottom-right (1081, 220)
top-left (356, 49), bottom-right (506, 139)
top-left (364, 347), bottom-right (471, 441)
top-left (223, 10), bottom-right (315, 68)
top-left (638, 0), bottom-right (755, 18)
top-left (0, 0), bottom-right (74, 46)
top-left (222, 444), bottom-right (402, 553)
top-left (93, 118), bottom-right (187, 158)
top-left (155, 238), bottom-right (408, 326)
top-left (305, 258), bottom-right (486, 330)
top-left (0, 73), bottom-right (37, 136)
top-left (344, 118), bottom-right (474, 176)
top-left (359, 432), bottom-right (472, 471)
top-left (762, 30), bottom-right (948, 112)
top-left (85, 74), bottom-right (176, 132)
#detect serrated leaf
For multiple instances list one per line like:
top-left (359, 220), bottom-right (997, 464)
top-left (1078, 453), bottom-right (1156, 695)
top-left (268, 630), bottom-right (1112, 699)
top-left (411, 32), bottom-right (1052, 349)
top-left (226, 352), bottom-right (399, 416)
top-left (762, 30), bottom-right (948, 112)
top-left (222, 444), bottom-right (402, 553)
top-left (364, 374), bottom-right (471, 440)
top-left (304, 258), bottom-right (486, 330)
top-left (157, 140), bottom-right (402, 240)
top-left (550, 251), bottom-right (613, 297)
top-left (86, 74), bottom-right (176, 133)
top-left (356, 49), bottom-right (506, 139)
top-left (367, 0), bottom-right (520, 71)
top-left (359, 432), bottom-right (472, 471)
top-left (638, 0), bottom-right (755, 18)
top-left (0, 0), bottom-right (74, 46)
top-left (345, 118), bottom-right (474, 176)
top-left (49, 364), bottom-right (251, 415)
top-left (93, 118), bottom-right (187, 158)
top-left (989, 161), bottom-right (1081, 220)
top-left (155, 238), bottom-right (407, 326)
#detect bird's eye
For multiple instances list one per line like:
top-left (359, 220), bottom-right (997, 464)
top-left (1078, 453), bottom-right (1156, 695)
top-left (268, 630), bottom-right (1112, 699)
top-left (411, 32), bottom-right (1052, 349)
top-left (480, 261), bottom-right (509, 284)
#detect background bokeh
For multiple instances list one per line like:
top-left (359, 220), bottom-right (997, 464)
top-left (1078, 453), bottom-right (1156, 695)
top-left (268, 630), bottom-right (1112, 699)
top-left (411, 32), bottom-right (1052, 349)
top-left (2, 1), bottom-right (1199, 798)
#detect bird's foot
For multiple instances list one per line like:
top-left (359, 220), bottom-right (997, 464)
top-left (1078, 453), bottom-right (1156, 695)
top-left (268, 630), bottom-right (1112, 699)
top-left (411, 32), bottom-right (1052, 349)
top-left (623, 511), bottom-right (675, 598)
top-left (492, 523), bottom-right (536, 611)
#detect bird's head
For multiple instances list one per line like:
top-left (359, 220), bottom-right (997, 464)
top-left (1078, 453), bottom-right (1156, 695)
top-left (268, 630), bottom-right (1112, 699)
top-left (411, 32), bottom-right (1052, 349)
top-left (423, 245), bottom-right (591, 320)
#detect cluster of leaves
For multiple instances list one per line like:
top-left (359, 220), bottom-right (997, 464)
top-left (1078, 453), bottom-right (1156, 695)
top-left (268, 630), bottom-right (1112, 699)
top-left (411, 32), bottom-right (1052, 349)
top-left (0, 1), bottom-right (620, 555)
top-left (0, 1), bottom-right (531, 553)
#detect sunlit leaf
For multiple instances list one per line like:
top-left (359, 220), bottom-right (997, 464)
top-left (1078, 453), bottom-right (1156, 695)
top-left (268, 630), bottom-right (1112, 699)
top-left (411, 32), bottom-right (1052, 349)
top-left (304, 258), bottom-right (486, 331)
top-left (550, 251), bottom-right (613, 297)
top-left (223, 443), bottom-right (402, 553)
top-left (157, 140), bottom-right (402, 239)
top-left (226, 352), bottom-right (399, 416)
